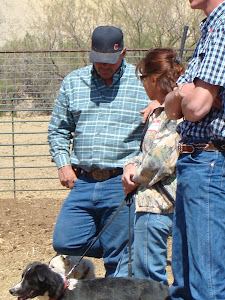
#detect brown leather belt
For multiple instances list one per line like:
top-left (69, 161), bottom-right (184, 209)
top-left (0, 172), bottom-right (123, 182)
top-left (83, 168), bottom-right (123, 181)
top-left (84, 168), bottom-right (123, 181)
top-left (178, 141), bottom-right (225, 154)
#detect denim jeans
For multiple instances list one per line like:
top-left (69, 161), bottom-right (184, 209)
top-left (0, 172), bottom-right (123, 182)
top-left (53, 174), bottom-right (134, 277)
top-left (115, 212), bottom-right (173, 286)
top-left (170, 150), bottom-right (225, 300)
top-left (133, 212), bottom-right (173, 285)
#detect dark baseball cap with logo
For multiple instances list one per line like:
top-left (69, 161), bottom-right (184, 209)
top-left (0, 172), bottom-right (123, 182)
top-left (89, 26), bottom-right (124, 64)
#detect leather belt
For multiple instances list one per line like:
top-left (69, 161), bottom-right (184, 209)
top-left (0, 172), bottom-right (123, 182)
top-left (72, 166), bottom-right (123, 181)
top-left (83, 168), bottom-right (123, 181)
top-left (178, 141), bottom-right (225, 154)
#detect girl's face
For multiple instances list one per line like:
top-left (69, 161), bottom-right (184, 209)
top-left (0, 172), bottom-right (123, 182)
top-left (141, 74), bottom-right (158, 101)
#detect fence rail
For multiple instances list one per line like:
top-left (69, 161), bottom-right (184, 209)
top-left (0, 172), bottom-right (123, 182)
top-left (0, 48), bottom-right (194, 198)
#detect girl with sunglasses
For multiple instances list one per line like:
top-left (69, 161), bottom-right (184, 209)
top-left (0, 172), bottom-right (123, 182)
top-left (116, 47), bottom-right (185, 285)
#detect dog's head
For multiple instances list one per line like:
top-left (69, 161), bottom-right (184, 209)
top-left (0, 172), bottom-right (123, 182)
top-left (9, 261), bottom-right (64, 299)
top-left (49, 255), bottom-right (71, 274)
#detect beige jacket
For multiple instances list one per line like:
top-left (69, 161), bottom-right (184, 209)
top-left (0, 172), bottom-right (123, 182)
top-left (125, 106), bottom-right (182, 214)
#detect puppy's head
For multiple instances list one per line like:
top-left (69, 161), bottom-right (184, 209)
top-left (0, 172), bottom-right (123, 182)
top-left (9, 261), bottom-right (61, 299)
top-left (49, 255), bottom-right (71, 274)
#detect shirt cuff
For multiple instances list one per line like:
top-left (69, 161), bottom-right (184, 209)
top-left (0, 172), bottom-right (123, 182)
top-left (53, 154), bottom-right (71, 169)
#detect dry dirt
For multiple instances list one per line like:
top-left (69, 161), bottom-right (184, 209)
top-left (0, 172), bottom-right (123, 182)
top-left (0, 196), bottom-right (106, 300)
top-left (0, 196), bottom-right (173, 300)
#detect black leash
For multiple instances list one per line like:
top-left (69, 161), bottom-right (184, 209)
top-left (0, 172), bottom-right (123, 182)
top-left (126, 192), bottom-right (134, 278)
top-left (155, 181), bottom-right (175, 205)
top-left (66, 190), bottom-right (135, 278)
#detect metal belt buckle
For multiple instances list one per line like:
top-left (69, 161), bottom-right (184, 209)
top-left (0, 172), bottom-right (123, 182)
top-left (177, 142), bottom-right (185, 154)
top-left (178, 143), bottom-right (195, 154)
top-left (92, 169), bottom-right (110, 181)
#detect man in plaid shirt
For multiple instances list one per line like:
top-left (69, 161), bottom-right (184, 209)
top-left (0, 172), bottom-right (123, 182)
top-left (48, 26), bottom-right (153, 277)
top-left (165, 1), bottom-right (225, 299)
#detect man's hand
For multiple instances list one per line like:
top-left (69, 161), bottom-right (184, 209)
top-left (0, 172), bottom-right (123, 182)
top-left (140, 100), bottom-right (160, 123)
top-left (58, 165), bottom-right (77, 189)
top-left (122, 164), bottom-right (139, 195)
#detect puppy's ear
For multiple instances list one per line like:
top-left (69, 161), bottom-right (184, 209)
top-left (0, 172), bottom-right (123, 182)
top-left (63, 255), bottom-right (71, 266)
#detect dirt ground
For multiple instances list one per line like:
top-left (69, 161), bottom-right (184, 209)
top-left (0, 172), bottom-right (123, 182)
top-left (0, 196), bottom-right (173, 300)
top-left (0, 196), bottom-right (105, 300)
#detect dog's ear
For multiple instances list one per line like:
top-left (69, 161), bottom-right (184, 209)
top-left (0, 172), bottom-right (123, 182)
top-left (36, 267), bottom-right (47, 282)
top-left (63, 255), bottom-right (71, 266)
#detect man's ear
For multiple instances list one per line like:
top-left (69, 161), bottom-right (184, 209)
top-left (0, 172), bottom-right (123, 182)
top-left (121, 47), bottom-right (127, 58)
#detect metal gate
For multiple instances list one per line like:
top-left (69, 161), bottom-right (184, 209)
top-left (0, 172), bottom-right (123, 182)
top-left (0, 48), bottom-right (193, 198)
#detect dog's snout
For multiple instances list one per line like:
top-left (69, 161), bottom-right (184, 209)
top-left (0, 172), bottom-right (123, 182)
top-left (9, 288), bottom-right (15, 295)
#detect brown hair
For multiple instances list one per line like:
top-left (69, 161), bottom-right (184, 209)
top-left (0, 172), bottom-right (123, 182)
top-left (136, 47), bottom-right (185, 96)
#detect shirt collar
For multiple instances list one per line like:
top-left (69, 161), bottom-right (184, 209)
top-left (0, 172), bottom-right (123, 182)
top-left (200, 1), bottom-right (225, 34)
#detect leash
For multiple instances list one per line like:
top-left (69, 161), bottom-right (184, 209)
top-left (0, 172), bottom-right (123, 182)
top-left (126, 193), bottom-right (133, 278)
top-left (66, 190), bottom-right (135, 278)
top-left (155, 181), bottom-right (175, 205)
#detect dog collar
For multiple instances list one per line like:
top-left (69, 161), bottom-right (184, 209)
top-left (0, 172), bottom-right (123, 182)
top-left (49, 277), bottom-right (68, 300)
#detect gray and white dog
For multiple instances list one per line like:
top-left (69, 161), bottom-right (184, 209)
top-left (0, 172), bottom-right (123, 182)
top-left (9, 261), bottom-right (171, 300)
top-left (49, 254), bottom-right (95, 279)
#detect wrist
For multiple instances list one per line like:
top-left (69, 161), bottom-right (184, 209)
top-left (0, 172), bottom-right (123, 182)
top-left (177, 83), bottom-right (185, 100)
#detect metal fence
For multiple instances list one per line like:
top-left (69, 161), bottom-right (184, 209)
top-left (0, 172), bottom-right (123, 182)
top-left (0, 48), bottom-right (194, 198)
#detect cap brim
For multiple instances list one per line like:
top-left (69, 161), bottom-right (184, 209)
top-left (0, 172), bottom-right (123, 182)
top-left (89, 50), bottom-right (121, 64)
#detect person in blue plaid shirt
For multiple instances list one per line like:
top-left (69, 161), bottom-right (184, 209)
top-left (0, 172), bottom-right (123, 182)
top-left (165, 1), bottom-right (225, 299)
top-left (48, 26), bottom-right (157, 277)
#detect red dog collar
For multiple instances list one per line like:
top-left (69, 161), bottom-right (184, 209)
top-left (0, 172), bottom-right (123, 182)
top-left (49, 277), bottom-right (68, 300)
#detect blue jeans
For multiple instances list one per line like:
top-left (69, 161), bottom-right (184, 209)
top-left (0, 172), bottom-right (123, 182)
top-left (170, 150), bottom-right (225, 300)
top-left (53, 174), bottom-right (134, 277)
top-left (115, 212), bottom-right (173, 286)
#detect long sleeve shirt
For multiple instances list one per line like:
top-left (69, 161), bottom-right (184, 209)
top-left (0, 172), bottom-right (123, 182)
top-left (48, 60), bottom-right (149, 171)
top-left (126, 107), bottom-right (182, 214)
top-left (177, 2), bottom-right (225, 141)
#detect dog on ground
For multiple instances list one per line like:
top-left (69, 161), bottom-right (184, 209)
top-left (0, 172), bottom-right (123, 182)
top-left (49, 254), bottom-right (95, 279)
top-left (9, 261), bottom-right (171, 300)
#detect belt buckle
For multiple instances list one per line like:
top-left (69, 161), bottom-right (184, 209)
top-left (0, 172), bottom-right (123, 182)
top-left (92, 169), bottom-right (110, 181)
top-left (178, 143), bottom-right (195, 154)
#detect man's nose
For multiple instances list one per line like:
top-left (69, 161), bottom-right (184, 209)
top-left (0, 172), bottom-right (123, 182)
top-left (99, 63), bottom-right (111, 68)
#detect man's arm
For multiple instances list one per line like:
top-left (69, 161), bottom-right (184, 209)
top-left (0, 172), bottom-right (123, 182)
top-left (181, 80), bottom-right (221, 121)
top-left (48, 81), bottom-right (76, 188)
top-left (165, 80), bottom-right (221, 121)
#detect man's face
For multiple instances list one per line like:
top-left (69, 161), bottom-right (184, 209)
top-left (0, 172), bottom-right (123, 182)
top-left (189, 0), bottom-right (222, 15)
top-left (94, 48), bottom-right (126, 80)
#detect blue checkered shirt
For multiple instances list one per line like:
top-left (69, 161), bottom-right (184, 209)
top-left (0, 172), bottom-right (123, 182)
top-left (177, 2), bottom-right (225, 141)
top-left (48, 60), bottom-right (149, 170)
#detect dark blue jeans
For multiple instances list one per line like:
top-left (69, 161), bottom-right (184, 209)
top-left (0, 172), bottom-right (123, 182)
top-left (170, 150), bottom-right (225, 299)
top-left (53, 174), bottom-right (134, 277)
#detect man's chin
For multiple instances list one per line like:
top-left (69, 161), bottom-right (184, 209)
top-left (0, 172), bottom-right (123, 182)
top-left (96, 70), bottom-right (113, 79)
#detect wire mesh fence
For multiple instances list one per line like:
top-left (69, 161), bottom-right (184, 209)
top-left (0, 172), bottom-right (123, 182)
top-left (0, 48), bottom-right (194, 198)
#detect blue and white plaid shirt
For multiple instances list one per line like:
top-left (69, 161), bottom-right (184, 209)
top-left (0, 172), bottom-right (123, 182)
top-left (48, 60), bottom-right (149, 170)
top-left (177, 2), bottom-right (225, 141)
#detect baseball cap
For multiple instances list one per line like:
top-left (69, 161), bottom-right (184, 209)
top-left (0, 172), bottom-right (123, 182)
top-left (89, 26), bottom-right (124, 64)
